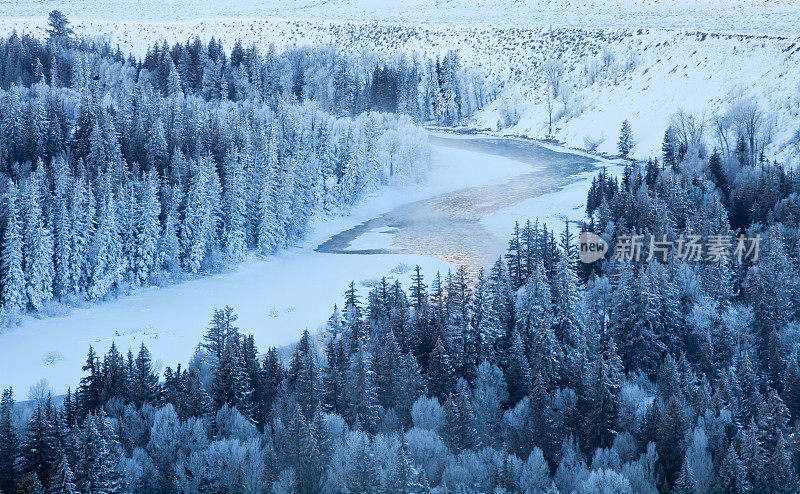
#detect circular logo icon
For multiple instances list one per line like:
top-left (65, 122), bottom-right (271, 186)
top-left (579, 232), bottom-right (608, 264)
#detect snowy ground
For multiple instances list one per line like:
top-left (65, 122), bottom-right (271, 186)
top-left (2, 0), bottom-right (800, 35)
top-left (342, 227), bottom-right (398, 252)
top-left (0, 132), bottom-right (605, 395)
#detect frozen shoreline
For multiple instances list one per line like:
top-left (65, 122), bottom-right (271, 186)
top-left (0, 133), bottom-right (545, 394)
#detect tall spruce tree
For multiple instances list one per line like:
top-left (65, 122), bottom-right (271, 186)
top-left (0, 388), bottom-right (17, 493)
top-left (345, 342), bottom-right (380, 431)
top-left (1, 181), bottom-right (25, 316)
top-left (130, 343), bottom-right (160, 407)
top-left (427, 337), bottom-right (455, 401)
top-left (288, 329), bottom-right (318, 418)
top-left (22, 402), bottom-right (58, 490)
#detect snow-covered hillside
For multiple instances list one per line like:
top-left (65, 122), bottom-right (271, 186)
top-left (481, 29), bottom-right (800, 163)
top-left (2, 13), bottom-right (798, 163)
top-left (2, 0), bottom-right (800, 36)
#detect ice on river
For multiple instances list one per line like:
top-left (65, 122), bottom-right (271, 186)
top-left (0, 132), bottom-right (614, 395)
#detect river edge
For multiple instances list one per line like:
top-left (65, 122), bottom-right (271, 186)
top-left (0, 131), bottom-right (623, 394)
top-left (317, 131), bottom-right (618, 271)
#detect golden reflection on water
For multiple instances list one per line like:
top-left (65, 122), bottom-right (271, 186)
top-left (317, 136), bottom-right (597, 276)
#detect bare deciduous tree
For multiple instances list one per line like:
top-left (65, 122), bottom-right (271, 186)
top-left (500, 89), bottom-right (521, 127)
top-left (559, 83), bottom-right (573, 116)
top-left (545, 90), bottom-right (555, 137)
top-left (728, 99), bottom-right (773, 165)
top-left (711, 113), bottom-right (733, 162)
top-left (542, 58), bottom-right (565, 98)
top-left (601, 44), bottom-right (615, 68)
top-left (669, 109), bottom-right (706, 155)
top-left (584, 56), bottom-right (600, 84)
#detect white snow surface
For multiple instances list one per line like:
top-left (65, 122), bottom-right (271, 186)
top-left (0, 134), bottom-right (591, 395)
top-left (1, 0), bottom-right (799, 35)
top-left (342, 227), bottom-right (398, 251)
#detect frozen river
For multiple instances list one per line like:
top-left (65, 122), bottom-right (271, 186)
top-left (0, 133), bottom-right (609, 395)
top-left (318, 135), bottom-right (598, 271)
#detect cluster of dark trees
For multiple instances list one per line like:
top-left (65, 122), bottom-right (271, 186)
top-left (0, 14), bottom-right (483, 128)
top-left (0, 26), bottom-right (438, 319)
top-left (133, 33), bottom-right (479, 124)
top-left (2, 117), bottom-right (800, 492)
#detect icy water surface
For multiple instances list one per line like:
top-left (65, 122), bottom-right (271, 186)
top-left (317, 135), bottom-right (598, 272)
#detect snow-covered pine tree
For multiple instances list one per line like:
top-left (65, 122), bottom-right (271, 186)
top-left (515, 261), bottom-right (552, 350)
top-left (345, 342), bottom-right (380, 431)
top-left (69, 174), bottom-right (94, 295)
top-left (133, 170), bottom-right (161, 285)
top-left (21, 402), bottom-right (58, 488)
top-left (471, 361), bottom-right (507, 448)
top-left (254, 132), bottom-right (281, 253)
top-left (51, 156), bottom-right (73, 300)
top-left (443, 379), bottom-right (476, 451)
top-left (427, 337), bottom-right (455, 401)
top-left (1, 181), bottom-right (26, 316)
top-left (223, 147), bottom-right (247, 261)
top-left (88, 191), bottom-right (122, 300)
top-left (21, 165), bottom-right (54, 311)
top-left (165, 56), bottom-right (183, 97)
top-left (157, 181), bottom-right (182, 274)
top-left (99, 342), bottom-right (127, 404)
top-left (488, 258), bottom-right (515, 357)
top-left (322, 337), bottom-right (348, 414)
top-left (618, 119), bottom-right (633, 157)
top-left (713, 444), bottom-right (751, 494)
top-left (130, 344), bottom-right (160, 408)
top-left (504, 329), bottom-right (532, 404)
top-left (333, 59), bottom-right (355, 117)
top-left (47, 454), bottom-right (78, 494)
top-left (72, 412), bottom-right (124, 493)
top-left (211, 333), bottom-right (252, 417)
top-left (77, 347), bottom-right (102, 416)
top-left (181, 156), bottom-right (217, 273)
top-left (472, 268), bottom-right (503, 363)
top-left (610, 262), bottom-right (665, 376)
top-left (288, 329), bottom-right (319, 418)
top-left (581, 335), bottom-right (622, 451)
top-left (0, 388), bottom-right (18, 493)
top-left (372, 329), bottom-right (402, 411)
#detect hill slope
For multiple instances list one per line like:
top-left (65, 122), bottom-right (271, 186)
top-left (2, 0), bottom-right (800, 35)
top-left (1, 2), bottom-right (797, 161)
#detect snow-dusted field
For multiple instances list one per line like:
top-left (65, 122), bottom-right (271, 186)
top-left (2, 0), bottom-right (800, 35)
top-left (0, 134), bottom-right (608, 395)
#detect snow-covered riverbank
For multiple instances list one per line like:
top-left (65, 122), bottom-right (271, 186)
top-left (2, 132), bottom-right (579, 394)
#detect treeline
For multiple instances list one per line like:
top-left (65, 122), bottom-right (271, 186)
top-left (2, 125), bottom-right (800, 491)
top-left (0, 29), bottom-right (434, 319)
top-left (0, 25), bottom-right (488, 129)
